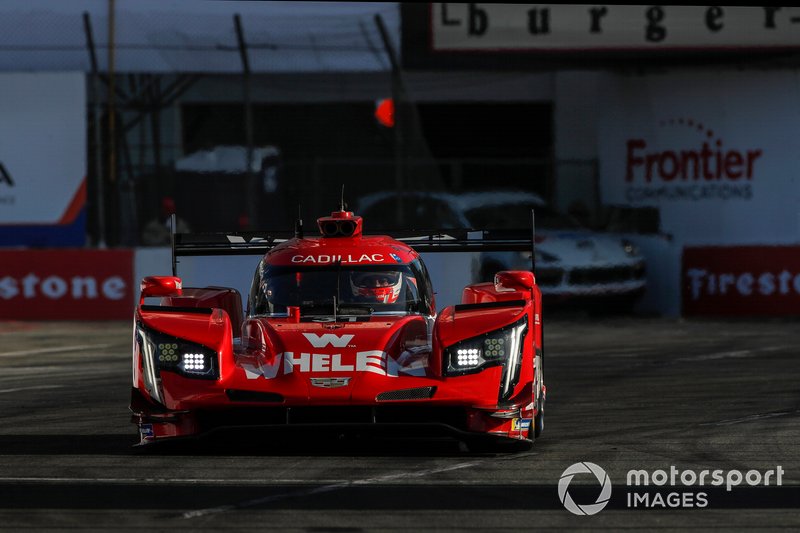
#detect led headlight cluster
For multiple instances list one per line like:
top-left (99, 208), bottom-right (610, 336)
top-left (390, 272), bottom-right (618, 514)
top-left (456, 348), bottom-right (481, 366)
top-left (444, 316), bottom-right (528, 401)
top-left (157, 343), bottom-right (179, 364)
top-left (181, 353), bottom-right (207, 373)
top-left (484, 338), bottom-right (505, 358)
top-left (445, 317), bottom-right (527, 376)
top-left (137, 325), bottom-right (218, 382)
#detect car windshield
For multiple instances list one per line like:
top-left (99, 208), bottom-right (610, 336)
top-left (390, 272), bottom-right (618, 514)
top-left (248, 260), bottom-right (433, 317)
top-left (464, 204), bottom-right (580, 230)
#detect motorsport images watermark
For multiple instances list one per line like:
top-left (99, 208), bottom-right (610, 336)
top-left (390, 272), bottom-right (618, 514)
top-left (558, 462), bottom-right (785, 515)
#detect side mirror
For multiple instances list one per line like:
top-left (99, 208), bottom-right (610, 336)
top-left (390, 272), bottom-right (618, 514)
top-left (140, 276), bottom-right (182, 303)
top-left (494, 270), bottom-right (535, 292)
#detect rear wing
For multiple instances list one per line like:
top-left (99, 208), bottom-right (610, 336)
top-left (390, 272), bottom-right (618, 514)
top-left (170, 224), bottom-right (294, 276)
top-left (169, 211), bottom-right (537, 276)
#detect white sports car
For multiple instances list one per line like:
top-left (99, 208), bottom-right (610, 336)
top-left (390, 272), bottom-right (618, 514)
top-left (356, 191), bottom-right (646, 306)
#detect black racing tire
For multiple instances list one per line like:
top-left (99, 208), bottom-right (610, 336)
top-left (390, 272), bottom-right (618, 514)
top-left (532, 353), bottom-right (544, 439)
top-left (533, 392), bottom-right (544, 439)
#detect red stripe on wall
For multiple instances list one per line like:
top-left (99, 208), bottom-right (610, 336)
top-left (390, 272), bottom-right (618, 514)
top-left (58, 177), bottom-right (87, 225)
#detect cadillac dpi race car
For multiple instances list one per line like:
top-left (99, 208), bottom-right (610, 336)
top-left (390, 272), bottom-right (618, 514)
top-left (131, 208), bottom-right (546, 451)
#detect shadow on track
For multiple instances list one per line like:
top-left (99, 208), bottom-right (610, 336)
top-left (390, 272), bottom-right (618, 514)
top-left (0, 429), bottom-right (531, 457)
top-left (0, 434), bottom-right (137, 455)
top-left (136, 428), bottom-right (484, 457)
top-left (1, 481), bottom-right (797, 513)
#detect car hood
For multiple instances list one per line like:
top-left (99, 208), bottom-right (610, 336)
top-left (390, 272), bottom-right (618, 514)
top-left (240, 314), bottom-right (432, 385)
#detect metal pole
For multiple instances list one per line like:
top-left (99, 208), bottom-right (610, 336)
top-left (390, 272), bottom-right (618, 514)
top-left (234, 14), bottom-right (256, 230)
top-left (170, 213), bottom-right (177, 277)
top-left (106, 0), bottom-right (121, 244)
top-left (531, 208), bottom-right (536, 273)
top-left (374, 15), bottom-right (404, 226)
top-left (83, 12), bottom-right (106, 248)
top-left (107, 0), bottom-right (116, 191)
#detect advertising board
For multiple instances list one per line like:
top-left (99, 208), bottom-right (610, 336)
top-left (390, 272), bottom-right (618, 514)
top-left (683, 246), bottom-right (800, 316)
top-left (0, 72), bottom-right (86, 246)
top-left (598, 69), bottom-right (800, 246)
top-left (0, 249), bottom-right (133, 320)
top-left (431, 5), bottom-right (800, 52)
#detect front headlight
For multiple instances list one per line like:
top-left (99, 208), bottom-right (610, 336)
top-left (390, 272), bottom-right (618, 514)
top-left (622, 239), bottom-right (639, 256)
top-left (444, 316), bottom-right (528, 401)
top-left (137, 324), bottom-right (218, 383)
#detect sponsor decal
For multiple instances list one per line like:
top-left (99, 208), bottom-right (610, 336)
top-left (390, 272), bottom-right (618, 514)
top-left (241, 350), bottom-right (398, 379)
top-left (139, 424), bottom-right (154, 440)
top-left (0, 249), bottom-right (133, 320)
top-left (226, 235), bottom-right (280, 244)
top-left (310, 377), bottom-right (351, 388)
top-left (291, 254), bottom-right (385, 264)
top-left (624, 119), bottom-right (762, 203)
top-left (511, 418), bottom-right (532, 431)
top-left (390, 253), bottom-right (403, 263)
top-left (683, 246), bottom-right (800, 316)
top-left (242, 331), bottom-right (427, 380)
top-left (302, 332), bottom-right (354, 348)
top-left (559, 463), bottom-right (784, 514)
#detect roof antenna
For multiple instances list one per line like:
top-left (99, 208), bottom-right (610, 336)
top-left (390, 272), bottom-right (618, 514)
top-left (294, 203), bottom-right (304, 239)
top-left (340, 184), bottom-right (346, 212)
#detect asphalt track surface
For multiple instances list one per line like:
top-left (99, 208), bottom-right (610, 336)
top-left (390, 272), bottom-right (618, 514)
top-left (0, 317), bottom-right (798, 531)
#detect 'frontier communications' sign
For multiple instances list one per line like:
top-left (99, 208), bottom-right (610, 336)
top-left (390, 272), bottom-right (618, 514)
top-left (622, 118), bottom-right (762, 203)
top-left (598, 69), bottom-right (800, 246)
top-left (432, 5), bottom-right (800, 51)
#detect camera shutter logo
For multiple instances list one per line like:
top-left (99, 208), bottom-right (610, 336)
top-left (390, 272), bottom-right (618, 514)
top-left (558, 462), bottom-right (612, 516)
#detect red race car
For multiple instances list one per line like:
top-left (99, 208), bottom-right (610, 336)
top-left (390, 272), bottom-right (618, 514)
top-left (131, 208), bottom-right (546, 451)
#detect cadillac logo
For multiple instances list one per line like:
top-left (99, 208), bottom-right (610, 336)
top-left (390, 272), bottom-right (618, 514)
top-left (310, 377), bottom-right (351, 388)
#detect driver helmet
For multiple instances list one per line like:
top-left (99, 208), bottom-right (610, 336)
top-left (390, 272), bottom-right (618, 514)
top-left (350, 271), bottom-right (402, 303)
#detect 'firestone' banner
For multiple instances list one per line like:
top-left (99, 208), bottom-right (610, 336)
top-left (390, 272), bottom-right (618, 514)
top-left (0, 250), bottom-right (133, 320)
top-left (683, 246), bottom-right (800, 316)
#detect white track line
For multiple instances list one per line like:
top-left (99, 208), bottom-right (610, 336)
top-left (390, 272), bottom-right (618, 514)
top-left (673, 350), bottom-right (752, 362)
top-left (0, 477), bottom-right (349, 485)
top-left (701, 409), bottom-right (799, 426)
top-left (182, 461), bottom-right (483, 519)
top-left (0, 475), bottom-right (533, 486)
top-left (0, 344), bottom-right (112, 358)
top-left (0, 384), bottom-right (64, 394)
top-left (674, 345), bottom-right (789, 363)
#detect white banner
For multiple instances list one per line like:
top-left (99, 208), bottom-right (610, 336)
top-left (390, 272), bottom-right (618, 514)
top-left (432, 5), bottom-right (800, 51)
top-left (0, 72), bottom-right (86, 224)
top-left (598, 69), bottom-right (800, 246)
